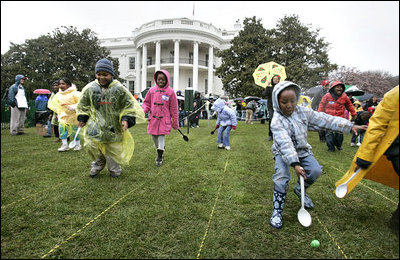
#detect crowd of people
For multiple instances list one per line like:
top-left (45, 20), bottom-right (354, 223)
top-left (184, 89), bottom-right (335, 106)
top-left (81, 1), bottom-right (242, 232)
top-left (6, 63), bottom-right (398, 234)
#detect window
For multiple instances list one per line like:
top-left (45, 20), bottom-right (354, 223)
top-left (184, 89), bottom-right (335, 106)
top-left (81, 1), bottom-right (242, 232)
top-left (205, 79), bottom-right (208, 94)
top-left (129, 81), bottom-right (134, 92)
top-left (189, 52), bottom-right (193, 64)
top-left (129, 57), bottom-right (135, 70)
top-left (147, 57), bottom-right (152, 65)
top-left (170, 77), bottom-right (173, 88)
top-left (188, 77), bottom-right (192, 88)
top-left (205, 54), bottom-right (209, 67)
top-left (170, 51), bottom-right (174, 63)
top-left (147, 81), bottom-right (152, 88)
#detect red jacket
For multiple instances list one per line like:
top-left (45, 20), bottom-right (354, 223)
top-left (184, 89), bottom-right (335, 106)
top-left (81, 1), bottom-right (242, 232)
top-left (318, 81), bottom-right (356, 118)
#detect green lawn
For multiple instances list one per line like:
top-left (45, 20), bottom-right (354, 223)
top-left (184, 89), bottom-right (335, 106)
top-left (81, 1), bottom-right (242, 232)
top-left (1, 120), bottom-right (399, 259)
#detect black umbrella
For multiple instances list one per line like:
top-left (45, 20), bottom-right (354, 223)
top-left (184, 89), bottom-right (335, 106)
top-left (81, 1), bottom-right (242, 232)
top-left (305, 85), bottom-right (323, 97)
top-left (356, 93), bottom-right (374, 102)
top-left (244, 96), bottom-right (261, 102)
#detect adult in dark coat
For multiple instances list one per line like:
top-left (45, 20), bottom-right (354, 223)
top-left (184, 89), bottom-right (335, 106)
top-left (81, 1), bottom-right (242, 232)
top-left (262, 75), bottom-right (280, 141)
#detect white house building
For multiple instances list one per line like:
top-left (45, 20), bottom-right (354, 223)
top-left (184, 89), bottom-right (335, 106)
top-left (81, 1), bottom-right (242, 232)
top-left (99, 18), bottom-right (241, 98)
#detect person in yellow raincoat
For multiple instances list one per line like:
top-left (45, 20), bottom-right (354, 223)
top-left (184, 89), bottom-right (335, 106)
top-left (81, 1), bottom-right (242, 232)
top-left (48, 78), bottom-right (81, 152)
top-left (336, 85), bottom-right (399, 233)
top-left (76, 58), bottom-right (145, 178)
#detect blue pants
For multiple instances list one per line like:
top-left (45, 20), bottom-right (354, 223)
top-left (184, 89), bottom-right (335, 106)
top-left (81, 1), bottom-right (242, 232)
top-left (351, 131), bottom-right (365, 144)
top-left (59, 124), bottom-right (80, 140)
top-left (325, 131), bottom-right (344, 151)
top-left (217, 125), bottom-right (232, 147)
top-left (272, 154), bottom-right (323, 194)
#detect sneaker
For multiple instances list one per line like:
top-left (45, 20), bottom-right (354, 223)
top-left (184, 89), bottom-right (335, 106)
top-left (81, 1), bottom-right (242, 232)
top-left (74, 144), bottom-right (82, 151)
top-left (350, 143), bottom-right (355, 147)
top-left (336, 147), bottom-right (343, 151)
top-left (218, 143), bottom-right (224, 149)
top-left (43, 134), bottom-right (52, 138)
top-left (225, 146), bottom-right (231, 150)
top-left (58, 144), bottom-right (70, 152)
top-left (356, 142), bottom-right (361, 147)
top-left (54, 138), bottom-right (61, 143)
top-left (268, 136), bottom-right (273, 141)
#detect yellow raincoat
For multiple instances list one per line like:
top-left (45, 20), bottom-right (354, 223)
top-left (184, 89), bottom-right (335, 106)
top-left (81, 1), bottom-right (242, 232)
top-left (76, 80), bottom-right (145, 165)
top-left (336, 86), bottom-right (399, 196)
top-left (48, 84), bottom-right (81, 137)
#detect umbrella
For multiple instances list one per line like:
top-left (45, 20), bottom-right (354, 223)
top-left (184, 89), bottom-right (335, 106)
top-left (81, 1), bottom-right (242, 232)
top-left (304, 85), bottom-right (323, 97)
top-left (33, 89), bottom-right (51, 94)
top-left (252, 61), bottom-right (287, 88)
top-left (345, 85), bottom-right (365, 96)
top-left (244, 96), bottom-right (261, 102)
top-left (356, 93), bottom-right (374, 102)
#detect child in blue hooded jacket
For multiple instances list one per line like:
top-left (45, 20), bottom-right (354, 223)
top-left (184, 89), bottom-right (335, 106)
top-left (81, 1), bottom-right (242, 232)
top-left (269, 81), bottom-right (367, 229)
top-left (211, 98), bottom-right (237, 150)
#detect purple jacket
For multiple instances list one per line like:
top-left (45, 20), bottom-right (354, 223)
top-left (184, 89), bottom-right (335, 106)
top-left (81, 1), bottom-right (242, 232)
top-left (142, 70), bottom-right (179, 135)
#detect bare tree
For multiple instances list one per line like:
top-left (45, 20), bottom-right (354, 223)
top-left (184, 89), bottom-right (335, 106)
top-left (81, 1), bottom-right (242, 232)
top-left (329, 66), bottom-right (399, 97)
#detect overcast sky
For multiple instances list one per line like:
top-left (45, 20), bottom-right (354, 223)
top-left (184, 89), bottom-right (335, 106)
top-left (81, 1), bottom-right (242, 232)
top-left (1, 1), bottom-right (399, 75)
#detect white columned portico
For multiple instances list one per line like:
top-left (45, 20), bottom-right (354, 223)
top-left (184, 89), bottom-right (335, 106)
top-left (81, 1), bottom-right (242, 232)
top-left (173, 39), bottom-right (180, 92)
top-left (193, 41), bottom-right (199, 92)
top-left (155, 40), bottom-right (161, 71)
top-left (136, 48), bottom-right (141, 93)
top-left (141, 44), bottom-right (147, 92)
top-left (208, 45), bottom-right (214, 95)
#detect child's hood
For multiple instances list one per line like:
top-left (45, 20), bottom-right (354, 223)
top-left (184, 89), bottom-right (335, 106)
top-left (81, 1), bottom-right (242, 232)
top-left (329, 81), bottom-right (345, 96)
top-left (154, 69), bottom-right (170, 88)
top-left (272, 81), bottom-right (301, 115)
top-left (60, 84), bottom-right (77, 94)
top-left (211, 98), bottom-right (225, 113)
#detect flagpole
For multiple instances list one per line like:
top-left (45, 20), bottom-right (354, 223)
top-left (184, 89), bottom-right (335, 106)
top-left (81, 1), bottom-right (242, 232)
top-left (192, 2), bottom-right (195, 20)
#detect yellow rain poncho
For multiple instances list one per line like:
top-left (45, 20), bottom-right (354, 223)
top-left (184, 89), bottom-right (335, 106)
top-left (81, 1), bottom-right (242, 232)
top-left (336, 86), bottom-right (399, 196)
top-left (76, 79), bottom-right (145, 165)
top-left (48, 84), bottom-right (81, 137)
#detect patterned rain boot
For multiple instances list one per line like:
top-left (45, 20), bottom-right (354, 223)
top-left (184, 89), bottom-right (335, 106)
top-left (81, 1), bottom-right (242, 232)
top-left (270, 189), bottom-right (286, 229)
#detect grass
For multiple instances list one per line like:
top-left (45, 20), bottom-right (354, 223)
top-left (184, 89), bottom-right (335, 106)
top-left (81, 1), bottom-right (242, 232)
top-left (1, 120), bottom-right (399, 259)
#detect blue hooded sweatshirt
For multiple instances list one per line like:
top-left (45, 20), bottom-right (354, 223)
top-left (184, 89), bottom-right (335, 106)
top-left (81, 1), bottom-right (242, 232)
top-left (8, 74), bottom-right (27, 107)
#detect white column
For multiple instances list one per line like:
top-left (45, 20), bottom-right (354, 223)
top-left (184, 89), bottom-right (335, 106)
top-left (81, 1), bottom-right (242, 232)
top-left (193, 41), bottom-right (199, 92)
top-left (208, 45), bottom-right (214, 95)
top-left (141, 43), bottom-right (147, 92)
top-left (136, 48), bottom-right (141, 94)
top-left (155, 40), bottom-right (161, 71)
top-left (173, 39), bottom-right (180, 92)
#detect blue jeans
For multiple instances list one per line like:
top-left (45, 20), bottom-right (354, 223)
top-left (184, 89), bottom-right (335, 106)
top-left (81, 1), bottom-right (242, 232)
top-left (272, 154), bottom-right (323, 194)
top-left (351, 131), bottom-right (365, 144)
top-left (325, 131), bottom-right (344, 151)
top-left (217, 125), bottom-right (232, 147)
top-left (45, 119), bottom-right (52, 136)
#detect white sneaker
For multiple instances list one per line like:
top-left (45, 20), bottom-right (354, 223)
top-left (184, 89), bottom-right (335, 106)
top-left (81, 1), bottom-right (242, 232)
top-left (225, 146), bottom-right (231, 150)
top-left (350, 143), bottom-right (355, 147)
top-left (356, 142), bottom-right (361, 147)
top-left (218, 143), bottom-right (224, 149)
top-left (58, 144), bottom-right (70, 152)
top-left (74, 144), bottom-right (82, 151)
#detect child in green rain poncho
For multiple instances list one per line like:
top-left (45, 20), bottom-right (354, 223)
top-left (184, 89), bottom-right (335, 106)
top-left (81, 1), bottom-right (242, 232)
top-left (77, 58), bottom-right (145, 178)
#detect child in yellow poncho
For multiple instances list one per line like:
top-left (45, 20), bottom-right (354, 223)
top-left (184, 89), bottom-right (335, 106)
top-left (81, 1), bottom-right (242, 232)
top-left (76, 58), bottom-right (145, 178)
top-left (48, 78), bottom-right (81, 152)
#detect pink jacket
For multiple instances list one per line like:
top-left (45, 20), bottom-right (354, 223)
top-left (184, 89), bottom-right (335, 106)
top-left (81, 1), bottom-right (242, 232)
top-left (142, 70), bottom-right (179, 135)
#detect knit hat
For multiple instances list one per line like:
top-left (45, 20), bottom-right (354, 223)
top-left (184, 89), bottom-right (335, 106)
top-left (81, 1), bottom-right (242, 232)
top-left (95, 58), bottom-right (115, 76)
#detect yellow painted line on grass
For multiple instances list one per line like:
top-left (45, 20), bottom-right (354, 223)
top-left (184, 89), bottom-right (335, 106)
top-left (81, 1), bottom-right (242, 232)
top-left (331, 166), bottom-right (396, 205)
top-left (315, 215), bottom-right (348, 259)
top-left (40, 188), bottom-right (137, 259)
top-left (196, 159), bottom-right (228, 259)
top-left (1, 183), bottom-right (64, 211)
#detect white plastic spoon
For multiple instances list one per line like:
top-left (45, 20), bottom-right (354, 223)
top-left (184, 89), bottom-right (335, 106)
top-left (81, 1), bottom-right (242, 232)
top-left (68, 127), bottom-right (82, 149)
top-left (335, 168), bottom-right (361, 198)
top-left (297, 175), bottom-right (312, 227)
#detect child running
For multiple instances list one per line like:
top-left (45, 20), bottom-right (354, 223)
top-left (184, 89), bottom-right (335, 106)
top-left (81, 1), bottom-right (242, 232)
top-left (48, 78), bottom-right (81, 152)
top-left (76, 58), bottom-right (145, 178)
top-left (211, 98), bottom-right (237, 150)
top-left (269, 81), bottom-right (367, 229)
top-left (142, 69), bottom-right (179, 166)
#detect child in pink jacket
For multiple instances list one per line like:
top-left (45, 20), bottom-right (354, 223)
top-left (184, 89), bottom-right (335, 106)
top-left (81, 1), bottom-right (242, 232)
top-left (142, 70), bottom-right (179, 166)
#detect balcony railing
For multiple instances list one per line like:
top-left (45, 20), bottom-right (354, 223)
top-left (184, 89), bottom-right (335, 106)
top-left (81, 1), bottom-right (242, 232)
top-left (146, 58), bottom-right (215, 68)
